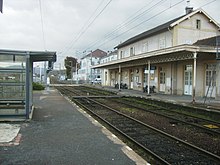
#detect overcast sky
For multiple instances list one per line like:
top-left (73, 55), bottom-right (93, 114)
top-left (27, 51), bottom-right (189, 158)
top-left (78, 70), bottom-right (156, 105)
top-left (0, 0), bottom-right (219, 68)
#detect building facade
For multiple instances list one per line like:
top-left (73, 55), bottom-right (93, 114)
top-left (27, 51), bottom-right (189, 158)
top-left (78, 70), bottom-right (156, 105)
top-left (93, 8), bottom-right (220, 101)
top-left (100, 50), bottom-right (118, 86)
top-left (77, 49), bottom-right (107, 83)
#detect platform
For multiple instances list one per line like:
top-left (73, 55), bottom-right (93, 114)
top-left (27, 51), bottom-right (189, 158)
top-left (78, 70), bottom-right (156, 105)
top-left (0, 88), bottom-right (146, 165)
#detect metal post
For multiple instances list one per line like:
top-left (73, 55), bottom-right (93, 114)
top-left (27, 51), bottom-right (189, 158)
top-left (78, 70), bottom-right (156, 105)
top-left (25, 52), bottom-right (30, 119)
top-left (148, 60), bottom-right (151, 95)
top-left (216, 33), bottom-right (219, 60)
top-left (90, 51), bottom-right (93, 84)
top-left (30, 60), bottom-right (33, 111)
top-left (118, 65), bottom-right (121, 91)
top-left (44, 61), bottom-right (47, 86)
top-left (192, 52), bottom-right (197, 104)
top-left (39, 64), bottom-right (42, 83)
top-left (76, 62), bottom-right (78, 84)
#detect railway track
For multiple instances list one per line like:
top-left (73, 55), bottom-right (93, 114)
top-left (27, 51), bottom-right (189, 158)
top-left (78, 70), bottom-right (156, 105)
top-left (55, 86), bottom-right (116, 96)
top-left (134, 97), bottom-right (220, 122)
top-left (55, 86), bottom-right (220, 164)
top-left (109, 97), bottom-right (220, 135)
top-left (73, 97), bottom-right (220, 165)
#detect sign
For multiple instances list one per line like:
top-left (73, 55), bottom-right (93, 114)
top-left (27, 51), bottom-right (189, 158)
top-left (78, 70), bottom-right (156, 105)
top-left (150, 66), bottom-right (157, 70)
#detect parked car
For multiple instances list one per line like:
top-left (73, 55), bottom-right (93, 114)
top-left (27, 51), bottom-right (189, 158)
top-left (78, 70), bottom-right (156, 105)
top-left (93, 78), bottom-right (101, 84)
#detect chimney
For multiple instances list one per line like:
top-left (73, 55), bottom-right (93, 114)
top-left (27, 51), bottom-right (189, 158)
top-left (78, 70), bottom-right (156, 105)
top-left (185, 0), bottom-right (193, 14)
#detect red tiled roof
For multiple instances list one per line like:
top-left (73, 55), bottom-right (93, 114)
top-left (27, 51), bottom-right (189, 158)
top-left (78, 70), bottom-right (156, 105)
top-left (82, 49), bottom-right (107, 59)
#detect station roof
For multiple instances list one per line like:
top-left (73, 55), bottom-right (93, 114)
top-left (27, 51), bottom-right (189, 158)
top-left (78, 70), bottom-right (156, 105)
top-left (93, 44), bottom-right (217, 69)
top-left (193, 36), bottom-right (220, 47)
top-left (0, 49), bottom-right (56, 62)
top-left (115, 9), bottom-right (220, 49)
top-left (114, 15), bottom-right (184, 49)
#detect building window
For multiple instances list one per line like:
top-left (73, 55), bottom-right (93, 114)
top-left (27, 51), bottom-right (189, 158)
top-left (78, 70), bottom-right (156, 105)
top-left (159, 38), bottom-right (165, 49)
top-left (196, 19), bottom-right (201, 30)
top-left (120, 51), bottom-right (123, 59)
top-left (142, 42), bottom-right (148, 53)
top-left (206, 64), bottom-right (216, 86)
top-left (130, 47), bottom-right (135, 56)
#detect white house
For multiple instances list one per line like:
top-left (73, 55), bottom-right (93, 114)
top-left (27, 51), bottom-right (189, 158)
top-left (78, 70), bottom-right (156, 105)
top-left (93, 7), bottom-right (220, 101)
top-left (77, 49), bottom-right (107, 83)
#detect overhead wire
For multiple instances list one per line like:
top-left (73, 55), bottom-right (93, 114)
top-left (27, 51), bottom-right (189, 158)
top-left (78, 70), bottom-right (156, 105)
top-left (199, 0), bottom-right (216, 8)
top-left (61, 0), bottom-right (113, 56)
top-left (85, 0), bottom-right (217, 51)
top-left (61, 0), bottom-right (105, 55)
top-left (103, 0), bottom-right (185, 45)
top-left (60, 0), bottom-right (218, 59)
top-left (84, 0), bottom-right (166, 52)
top-left (87, 0), bottom-right (184, 51)
top-left (38, 0), bottom-right (46, 50)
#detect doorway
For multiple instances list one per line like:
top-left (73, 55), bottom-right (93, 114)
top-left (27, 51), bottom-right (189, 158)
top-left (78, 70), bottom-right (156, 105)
top-left (205, 64), bottom-right (216, 98)
top-left (159, 68), bottom-right (165, 92)
top-left (184, 65), bottom-right (192, 95)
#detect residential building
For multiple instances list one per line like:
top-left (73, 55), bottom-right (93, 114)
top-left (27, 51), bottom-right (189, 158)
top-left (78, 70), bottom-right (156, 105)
top-left (77, 49), bottom-right (107, 83)
top-left (93, 7), bottom-right (220, 101)
top-left (100, 50), bottom-right (118, 64)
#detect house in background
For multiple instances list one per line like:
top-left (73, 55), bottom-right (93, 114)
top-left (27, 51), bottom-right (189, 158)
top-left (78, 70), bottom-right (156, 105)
top-left (93, 7), bottom-right (220, 101)
top-left (77, 49), bottom-right (107, 83)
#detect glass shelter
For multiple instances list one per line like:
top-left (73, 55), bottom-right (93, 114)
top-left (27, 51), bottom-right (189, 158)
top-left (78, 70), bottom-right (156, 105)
top-left (0, 49), bottom-right (56, 120)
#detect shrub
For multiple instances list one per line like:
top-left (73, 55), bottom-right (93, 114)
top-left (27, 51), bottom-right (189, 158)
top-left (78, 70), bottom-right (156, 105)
top-left (33, 82), bottom-right (45, 90)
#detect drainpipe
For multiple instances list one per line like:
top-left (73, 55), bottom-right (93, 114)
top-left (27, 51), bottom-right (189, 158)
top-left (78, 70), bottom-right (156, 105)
top-left (192, 52), bottom-right (197, 104)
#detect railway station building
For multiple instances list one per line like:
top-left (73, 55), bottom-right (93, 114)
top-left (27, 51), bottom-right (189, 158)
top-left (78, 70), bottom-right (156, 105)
top-left (93, 8), bottom-right (220, 101)
top-left (0, 49), bottom-right (56, 120)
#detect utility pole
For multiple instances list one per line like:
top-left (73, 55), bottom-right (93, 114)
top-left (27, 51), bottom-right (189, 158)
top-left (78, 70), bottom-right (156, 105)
top-left (216, 35), bottom-right (219, 60)
top-left (90, 51), bottom-right (93, 84)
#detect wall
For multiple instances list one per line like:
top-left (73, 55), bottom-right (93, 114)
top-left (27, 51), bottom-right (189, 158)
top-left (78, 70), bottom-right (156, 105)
top-left (195, 61), bottom-right (205, 97)
top-left (174, 13), bottom-right (219, 46)
top-left (118, 31), bottom-right (173, 58)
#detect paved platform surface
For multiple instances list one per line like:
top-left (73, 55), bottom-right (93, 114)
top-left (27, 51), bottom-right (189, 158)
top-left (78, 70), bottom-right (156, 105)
top-left (0, 88), bottom-right (146, 165)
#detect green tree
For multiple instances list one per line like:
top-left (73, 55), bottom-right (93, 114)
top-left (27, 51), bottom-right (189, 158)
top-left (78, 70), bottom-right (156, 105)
top-left (64, 56), bottom-right (78, 79)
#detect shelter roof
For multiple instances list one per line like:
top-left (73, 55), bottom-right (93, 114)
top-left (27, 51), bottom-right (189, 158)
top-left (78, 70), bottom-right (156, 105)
top-left (0, 49), bottom-right (56, 62)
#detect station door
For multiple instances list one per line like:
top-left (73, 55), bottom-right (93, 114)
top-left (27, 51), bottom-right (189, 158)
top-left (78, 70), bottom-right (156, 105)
top-left (159, 69), bottom-right (165, 92)
top-left (205, 64), bottom-right (216, 98)
top-left (184, 65), bottom-right (192, 95)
